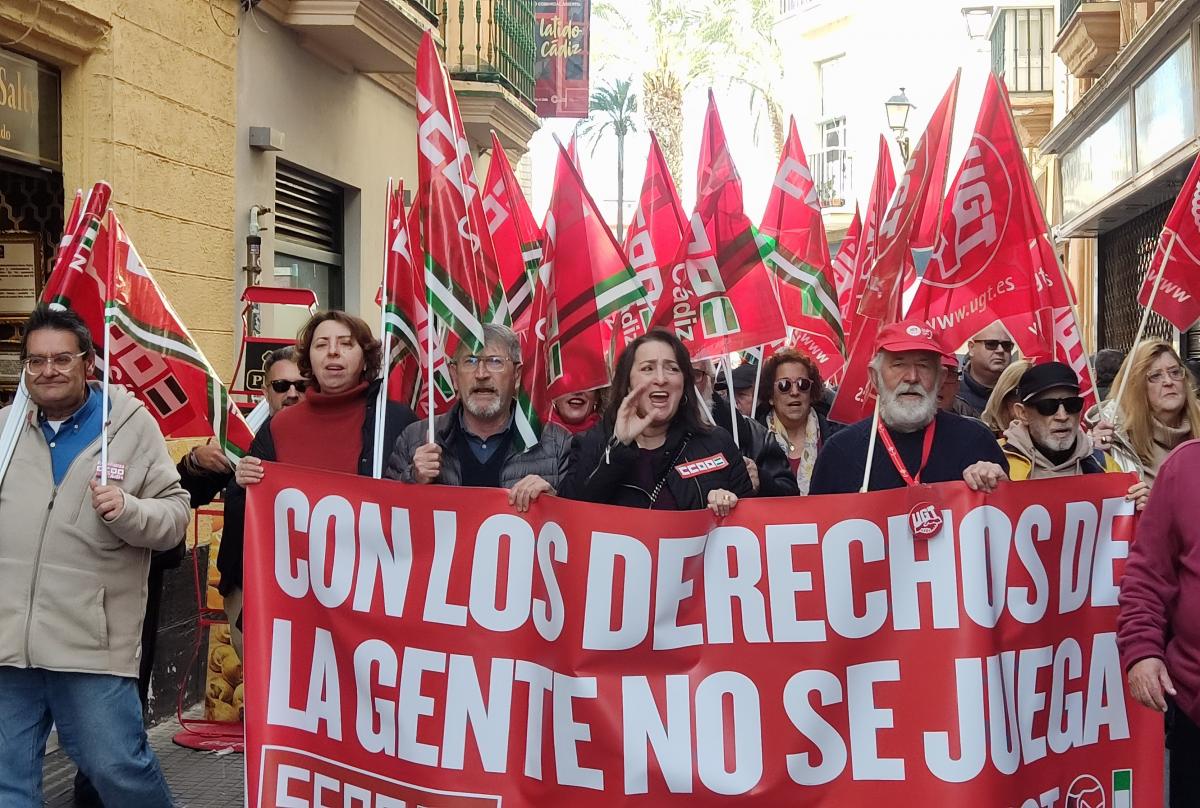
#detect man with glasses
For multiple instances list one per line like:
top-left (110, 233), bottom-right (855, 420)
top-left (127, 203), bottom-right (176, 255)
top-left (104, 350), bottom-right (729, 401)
top-left (954, 322), bottom-right (1015, 419)
top-left (386, 324), bottom-right (570, 511)
top-left (1001, 363), bottom-right (1150, 504)
top-left (0, 306), bottom-right (189, 806)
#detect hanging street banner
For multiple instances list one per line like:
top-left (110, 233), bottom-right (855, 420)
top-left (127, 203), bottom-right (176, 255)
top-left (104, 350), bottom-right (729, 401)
top-left (534, 0), bottom-right (592, 118)
top-left (244, 466), bottom-right (1161, 807)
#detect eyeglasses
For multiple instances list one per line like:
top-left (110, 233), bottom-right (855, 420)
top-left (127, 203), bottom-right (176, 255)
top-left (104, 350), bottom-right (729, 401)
top-left (22, 351), bottom-right (87, 375)
top-left (775, 377), bottom-right (814, 394)
top-left (457, 355), bottom-right (517, 372)
top-left (1029, 396), bottom-right (1084, 417)
top-left (1147, 366), bottom-right (1185, 385)
top-left (269, 379), bottom-right (308, 394)
top-left (691, 368), bottom-right (714, 384)
top-left (976, 339), bottom-right (1014, 353)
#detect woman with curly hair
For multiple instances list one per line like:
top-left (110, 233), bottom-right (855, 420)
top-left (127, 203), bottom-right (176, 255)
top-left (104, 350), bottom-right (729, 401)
top-left (1090, 339), bottom-right (1200, 482)
top-left (757, 348), bottom-right (835, 494)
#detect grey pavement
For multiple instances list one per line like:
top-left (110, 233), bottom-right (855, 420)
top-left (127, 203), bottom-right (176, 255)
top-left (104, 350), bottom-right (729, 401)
top-left (42, 717), bottom-right (244, 808)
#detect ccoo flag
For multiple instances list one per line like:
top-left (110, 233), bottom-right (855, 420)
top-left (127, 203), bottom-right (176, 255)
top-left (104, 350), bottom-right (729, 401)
top-left (483, 134), bottom-right (544, 329)
top-left (650, 91), bottom-right (786, 360)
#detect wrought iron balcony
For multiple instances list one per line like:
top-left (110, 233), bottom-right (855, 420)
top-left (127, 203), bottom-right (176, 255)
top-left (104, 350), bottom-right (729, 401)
top-left (436, 0), bottom-right (537, 109)
top-left (991, 7), bottom-right (1054, 93)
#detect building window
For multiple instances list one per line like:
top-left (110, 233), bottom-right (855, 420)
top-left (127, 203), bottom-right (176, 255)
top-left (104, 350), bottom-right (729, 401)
top-left (273, 163), bottom-right (344, 311)
top-left (1061, 101), bottom-right (1133, 220)
top-left (1134, 38), bottom-right (1195, 170)
top-left (814, 57), bottom-right (851, 207)
top-left (990, 8), bottom-right (1054, 93)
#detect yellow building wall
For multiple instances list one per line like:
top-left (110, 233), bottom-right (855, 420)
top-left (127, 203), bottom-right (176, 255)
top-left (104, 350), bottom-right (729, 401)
top-left (5, 0), bottom-right (241, 376)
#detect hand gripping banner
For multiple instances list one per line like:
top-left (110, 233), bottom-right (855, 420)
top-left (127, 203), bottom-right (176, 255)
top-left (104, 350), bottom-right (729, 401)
top-left (244, 468), bottom-right (1161, 807)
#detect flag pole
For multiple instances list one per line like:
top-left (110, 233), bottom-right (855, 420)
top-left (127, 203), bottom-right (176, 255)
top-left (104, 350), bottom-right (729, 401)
top-left (425, 253), bottom-right (436, 445)
top-left (372, 178), bottom-right (395, 479)
top-left (1111, 230), bottom-right (1177, 411)
top-left (860, 394), bottom-right (881, 494)
top-left (722, 360), bottom-right (740, 449)
top-left (100, 213), bottom-right (117, 486)
top-left (749, 345), bottom-right (765, 424)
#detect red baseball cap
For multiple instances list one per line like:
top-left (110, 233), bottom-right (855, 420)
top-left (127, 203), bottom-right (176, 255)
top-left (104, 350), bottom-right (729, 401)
top-left (875, 320), bottom-right (954, 361)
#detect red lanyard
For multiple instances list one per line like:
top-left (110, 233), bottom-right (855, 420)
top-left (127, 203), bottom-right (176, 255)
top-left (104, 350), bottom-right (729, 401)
top-left (876, 418), bottom-right (936, 486)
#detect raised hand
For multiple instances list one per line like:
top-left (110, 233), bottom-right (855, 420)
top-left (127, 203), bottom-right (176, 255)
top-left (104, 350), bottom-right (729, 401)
top-left (614, 381), bottom-right (656, 446)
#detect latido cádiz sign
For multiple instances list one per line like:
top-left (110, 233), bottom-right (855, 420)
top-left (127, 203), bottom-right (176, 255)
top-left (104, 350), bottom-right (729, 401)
top-left (244, 465), bottom-right (1160, 807)
top-left (0, 47), bottom-right (61, 170)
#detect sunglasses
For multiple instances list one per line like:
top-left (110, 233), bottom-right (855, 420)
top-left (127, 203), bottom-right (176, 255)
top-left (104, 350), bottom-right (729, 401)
top-left (1029, 395), bottom-right (1084, 416)
top-left (977, 339), bottom-right (1014, 353)
top-left (775, 377), bottom-right (814, 394)
top-left (269, 379), bottom-right (309, 394)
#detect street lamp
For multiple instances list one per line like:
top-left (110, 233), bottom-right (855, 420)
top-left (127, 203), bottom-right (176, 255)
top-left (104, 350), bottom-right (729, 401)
top-left (960, 5), bottom-right (995, 41)
top-left (884, 88), bottom-right (914, 162)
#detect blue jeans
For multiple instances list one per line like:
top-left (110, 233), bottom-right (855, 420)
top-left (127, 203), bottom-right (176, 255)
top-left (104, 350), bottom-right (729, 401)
top-left (0, 666), bottom-right (174, 807)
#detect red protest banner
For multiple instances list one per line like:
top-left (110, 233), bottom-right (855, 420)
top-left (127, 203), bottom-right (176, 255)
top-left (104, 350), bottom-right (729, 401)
top-left (244, 467), bottom-right (1161, 807)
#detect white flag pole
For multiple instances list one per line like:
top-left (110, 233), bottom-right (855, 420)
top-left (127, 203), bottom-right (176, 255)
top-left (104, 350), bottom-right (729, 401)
top-left (372, 179), bottom-right (395, 479)
top-left (426, 259), bottom-right (436, 445)
top-left (749, 345), bottom-right (766, 423)
top-left (722, 361), bottom-right (740, 449)
top-left (859, 394), bottom-right (882, 494)
top-left (100, 212), bottom-right (116, 486)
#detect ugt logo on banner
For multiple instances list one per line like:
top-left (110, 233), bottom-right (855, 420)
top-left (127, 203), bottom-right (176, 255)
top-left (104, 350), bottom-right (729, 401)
top-left (243, 468), bottom-right (1162, 807)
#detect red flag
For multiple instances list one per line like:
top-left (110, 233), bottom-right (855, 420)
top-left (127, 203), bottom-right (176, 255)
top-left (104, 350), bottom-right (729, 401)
top-left (649, 91), bottom-right (786, 360)
top-left (1137, 153), bottom-right (1200, 330)
top-left (843, 138), bottom-right (897, 342)
top-left (402, 187), bottom-right (458, 418)
top-left (831, 74), bottom-right (960, 425)
top-left (416, 32), bottom-right (498, 349)
top-left (542, 140), bottom-right (646, 399)
top-left (758, 118), bottom-right (845, 378)
top-left (831, 206), bottom-right (860, 317)
top-left (483, 135), bottom-right (543, 328)
top-left (81, 213), bottom-right (255, 455)
top-left (905, 74), bottom-right (1096, 407)
top-left (615, 132), bottom-right (688, 354)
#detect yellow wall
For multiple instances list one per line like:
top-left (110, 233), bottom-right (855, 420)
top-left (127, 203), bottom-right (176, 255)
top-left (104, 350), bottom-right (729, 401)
top-left (3, 0), bottom-right (240, 375)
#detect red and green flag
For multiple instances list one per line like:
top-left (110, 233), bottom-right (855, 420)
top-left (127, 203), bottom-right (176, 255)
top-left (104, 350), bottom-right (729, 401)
top-left (482, 134), bottom-right (543, 330)
top-left (758, 117), bottom-right (845, 378)
top-left (416, 32), bottom-right (499, 352)
top-left (616, 132), bottom-right (688, 355)
top-left (542, 139), bottom-right (647, 399)
top-left (831, 206), bottom-right (860, 322)
top-left (649, 91), bottom-right (786, 360)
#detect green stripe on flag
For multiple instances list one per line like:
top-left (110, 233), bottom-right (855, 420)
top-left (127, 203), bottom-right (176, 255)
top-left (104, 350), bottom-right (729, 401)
top-left (1112, 769), bottom-right (1131, 808)
top-left (593, 271), bottom-right (647, 320)
top-left (512, 389), bottom-right (542, 454)
top-left (700, 296), bottom-right (740, 339)
top-left (425, 255), bottom-right (484, 352)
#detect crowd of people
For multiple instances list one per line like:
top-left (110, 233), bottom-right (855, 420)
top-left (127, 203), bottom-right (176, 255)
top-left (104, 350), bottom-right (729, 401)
top-left (1, 302), bottom-right (1198, 806)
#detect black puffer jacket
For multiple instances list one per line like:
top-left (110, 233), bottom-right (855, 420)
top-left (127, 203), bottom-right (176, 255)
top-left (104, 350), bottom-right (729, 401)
top-left (710, 396), bottom-right (798, 497)
top-left (562, 420), bottom-right (753, 510)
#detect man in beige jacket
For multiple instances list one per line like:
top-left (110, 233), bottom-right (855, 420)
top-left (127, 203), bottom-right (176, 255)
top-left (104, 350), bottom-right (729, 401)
top-left (0, 306), bottom-right (189, 807)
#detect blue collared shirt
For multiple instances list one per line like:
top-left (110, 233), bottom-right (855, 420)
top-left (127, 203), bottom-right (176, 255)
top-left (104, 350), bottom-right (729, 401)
top-left (39, 387), bottom-right (103, 485)
top-left (457, 408), bottom-right (513, 464)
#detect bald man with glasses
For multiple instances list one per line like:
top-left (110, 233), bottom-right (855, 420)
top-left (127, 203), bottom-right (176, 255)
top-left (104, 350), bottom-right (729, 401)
top-left (954, 321), bottom-right (1015, 418)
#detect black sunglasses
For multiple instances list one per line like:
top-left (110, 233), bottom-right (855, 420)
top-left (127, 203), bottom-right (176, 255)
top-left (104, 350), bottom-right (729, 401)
top-left (775, 377), bottom-right (814, 394)
top-left (269, 379), bottom-right (309, 394)
top-left (978, 339), bottom-right (1015, 353)
top-left (1029, 395), bottom-right (1084, 416)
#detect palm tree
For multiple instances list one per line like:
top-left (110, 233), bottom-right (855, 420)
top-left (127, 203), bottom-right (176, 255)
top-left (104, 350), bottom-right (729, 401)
top-left (595, 0), bottom-right (788, 189)
top-left (580, 77), bottom-right (639, 241)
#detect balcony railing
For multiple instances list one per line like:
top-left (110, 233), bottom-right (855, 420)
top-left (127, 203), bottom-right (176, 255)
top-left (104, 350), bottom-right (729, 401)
top-left (992, 7), bottom-right (1054, 93)
top-left (812, 140), bottom-right (853, 208)
top-left (1060, 0), bottom-right (1084, 30)
top-left (437, 0), bottom-right (537, 108)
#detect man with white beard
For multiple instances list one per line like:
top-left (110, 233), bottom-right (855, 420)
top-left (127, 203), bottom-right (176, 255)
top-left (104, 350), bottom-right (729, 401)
top-left (810, 320), bottom-right (1009, 494)
top-left (387, 323), bottom-right (571, 512)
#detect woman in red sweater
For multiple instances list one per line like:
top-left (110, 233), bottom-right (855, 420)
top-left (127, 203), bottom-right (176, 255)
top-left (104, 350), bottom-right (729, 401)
top-left (219, 311), bottom-right (416, 651)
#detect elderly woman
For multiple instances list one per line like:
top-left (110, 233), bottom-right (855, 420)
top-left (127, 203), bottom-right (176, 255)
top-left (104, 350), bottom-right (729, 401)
top-left (220, 311), bottom-right (416, 654)
top-left (550, 388), bottom-right (604, 434)
top-left (563, 329), bottom-right (751, 514)
top-left (981, 359), bottom-right (1031, 436)
top-left (1090, 339), bottom-right (1200, 481)
top-left (757, 348), bottom-right (834, 495)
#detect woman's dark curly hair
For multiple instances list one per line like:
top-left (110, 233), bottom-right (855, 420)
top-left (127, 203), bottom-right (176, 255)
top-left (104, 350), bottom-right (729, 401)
top-left (604, 328), bottom-right (710, 434)
top-left (758, 348), bottom-right (824, 409)
top-left (295, 310), bottom-right (382, 390)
